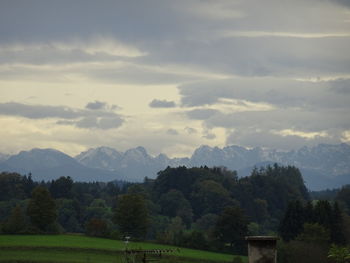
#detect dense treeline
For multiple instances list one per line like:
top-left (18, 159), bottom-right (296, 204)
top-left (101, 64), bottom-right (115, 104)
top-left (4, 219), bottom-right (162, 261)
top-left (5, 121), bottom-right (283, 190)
top-left (0, 173), bottom-right (129, 234)
top-left (152, 165), bottom-right (309, 234)
top-left (0, 165), bottom-right (349, 257)
top-left (278, 184), bottom-right (350, 263)
top-left (277, 199), bottom-right (350, 263)
top-left (279, 200), bottom-right (346, 244)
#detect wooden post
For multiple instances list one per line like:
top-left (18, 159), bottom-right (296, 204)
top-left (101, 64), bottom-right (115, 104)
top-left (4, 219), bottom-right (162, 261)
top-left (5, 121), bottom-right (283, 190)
top-left (245, 236), bottom-right (278, 263)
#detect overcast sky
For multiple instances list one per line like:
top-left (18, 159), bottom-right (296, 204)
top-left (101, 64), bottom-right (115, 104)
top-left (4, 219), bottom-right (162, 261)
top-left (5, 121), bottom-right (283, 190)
top-left (1, 0), bottom-right (350, 157)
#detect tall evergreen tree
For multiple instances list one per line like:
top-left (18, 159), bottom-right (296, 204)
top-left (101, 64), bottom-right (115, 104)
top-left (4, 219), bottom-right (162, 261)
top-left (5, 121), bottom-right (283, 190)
top-left (331, 202), bottom-right (346, 245)
top-left (335, 185), bottom-right (350, 214)
top-left (304, 201), bottom-right (314, 223)
top-left (313, 200), bottom-right (333, 231)
top-left (279, 200), bottom-right (305, 241)
top-left (49, 176), bottom-right (73, 199)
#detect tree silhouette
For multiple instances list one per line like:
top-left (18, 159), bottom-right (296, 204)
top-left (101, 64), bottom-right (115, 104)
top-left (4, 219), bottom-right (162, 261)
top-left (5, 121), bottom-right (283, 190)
top-left (27, 186), bottom-right (57, 232)
top-left (279, 200), bottom-right (305, 241)
top-left (3, 204), bottom-right (26, 234)
top-left (113, 194), bottom-right (149, 239)
top-left (214, 206), bottom-right (248, 252)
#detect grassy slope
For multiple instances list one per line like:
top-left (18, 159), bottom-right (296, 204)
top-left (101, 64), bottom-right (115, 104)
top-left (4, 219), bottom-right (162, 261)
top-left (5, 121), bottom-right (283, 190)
top-left (0, 235), bottom-right (247, 263)
top-left (0, 249), bottom-right (122, 263)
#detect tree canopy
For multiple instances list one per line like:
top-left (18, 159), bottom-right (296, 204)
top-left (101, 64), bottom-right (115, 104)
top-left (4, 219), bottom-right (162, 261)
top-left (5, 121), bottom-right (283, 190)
top-left (113, 194), bottom-right (149, 239)
top-left (27, 186), bottom-right (57, 231)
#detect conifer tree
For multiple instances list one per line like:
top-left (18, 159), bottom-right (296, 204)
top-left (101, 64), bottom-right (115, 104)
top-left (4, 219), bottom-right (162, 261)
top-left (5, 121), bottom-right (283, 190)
top-left (279, 200), bottom-right (305, 241)
top-left (331, 202), bottom-right (346, 245)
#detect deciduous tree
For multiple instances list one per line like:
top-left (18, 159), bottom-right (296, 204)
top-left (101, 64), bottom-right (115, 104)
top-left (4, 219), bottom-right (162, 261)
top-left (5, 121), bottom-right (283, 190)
top-left (214, 206), bottom-right (248, 252)
top-left (2, 204), bottom-right (26, 234)
top-left (27, 186), bottom-right (57, 232)
top-left (113, 194), bottom-right (149, 239)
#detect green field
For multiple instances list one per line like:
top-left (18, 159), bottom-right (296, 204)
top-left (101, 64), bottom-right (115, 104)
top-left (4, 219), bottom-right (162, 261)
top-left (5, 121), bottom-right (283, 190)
top-left (0, 235), bottom-right (246, 263)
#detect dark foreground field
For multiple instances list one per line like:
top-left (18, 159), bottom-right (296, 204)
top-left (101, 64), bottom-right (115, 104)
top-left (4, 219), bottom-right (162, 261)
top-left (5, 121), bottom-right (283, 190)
top-left (0, 235), bottom-right (246, 263)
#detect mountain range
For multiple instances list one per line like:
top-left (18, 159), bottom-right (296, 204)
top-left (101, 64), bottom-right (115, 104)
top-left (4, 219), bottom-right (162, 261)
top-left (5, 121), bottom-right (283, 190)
top-left (0, 143), bottom-right (349, 190)
top-left (0, 148), bottom-right (119, 182)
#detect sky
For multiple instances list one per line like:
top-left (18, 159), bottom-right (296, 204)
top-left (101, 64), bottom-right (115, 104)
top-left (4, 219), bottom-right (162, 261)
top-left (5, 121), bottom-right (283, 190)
top-left (0, 0), bottom-right (350, 157)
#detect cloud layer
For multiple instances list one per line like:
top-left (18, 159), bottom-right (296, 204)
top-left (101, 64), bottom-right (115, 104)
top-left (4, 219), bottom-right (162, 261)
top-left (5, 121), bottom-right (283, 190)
top-left (0, 102), bottom-right (124, 130)
top-left (0, 0), bottom-right (349, 156)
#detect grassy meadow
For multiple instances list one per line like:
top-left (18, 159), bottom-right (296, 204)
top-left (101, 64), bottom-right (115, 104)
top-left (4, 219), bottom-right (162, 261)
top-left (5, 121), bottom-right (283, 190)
top-left (0, 235), bottom-right (247, 263)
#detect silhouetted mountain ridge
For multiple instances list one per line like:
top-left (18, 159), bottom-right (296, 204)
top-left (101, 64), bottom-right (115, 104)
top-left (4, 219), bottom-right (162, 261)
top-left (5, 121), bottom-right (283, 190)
top-left (0, 143), bottom-right (349, 190)
top-left (0, 148), bottom-right (121, 182)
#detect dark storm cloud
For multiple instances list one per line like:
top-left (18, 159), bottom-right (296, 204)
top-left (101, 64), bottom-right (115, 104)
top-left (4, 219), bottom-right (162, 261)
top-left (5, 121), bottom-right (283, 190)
top-left (0, 102), bottom-right (124, 130)
top-left (149, 99), bottom-right (176, 108)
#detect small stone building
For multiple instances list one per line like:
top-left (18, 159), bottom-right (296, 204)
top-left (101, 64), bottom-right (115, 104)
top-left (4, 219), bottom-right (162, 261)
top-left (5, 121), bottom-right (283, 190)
top-left (245, 236), bottom-right (278, 263)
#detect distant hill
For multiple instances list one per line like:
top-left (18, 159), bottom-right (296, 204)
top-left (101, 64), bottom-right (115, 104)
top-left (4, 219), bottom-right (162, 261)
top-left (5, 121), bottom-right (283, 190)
top-left (0, 148), bottom-right (121, 182)
top-left (0, 143), bottom-right (349, 190)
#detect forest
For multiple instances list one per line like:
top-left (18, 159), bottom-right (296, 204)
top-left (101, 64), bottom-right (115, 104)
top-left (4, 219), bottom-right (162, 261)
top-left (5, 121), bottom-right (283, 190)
top-left (0, 164), bottom-right (350, 262)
